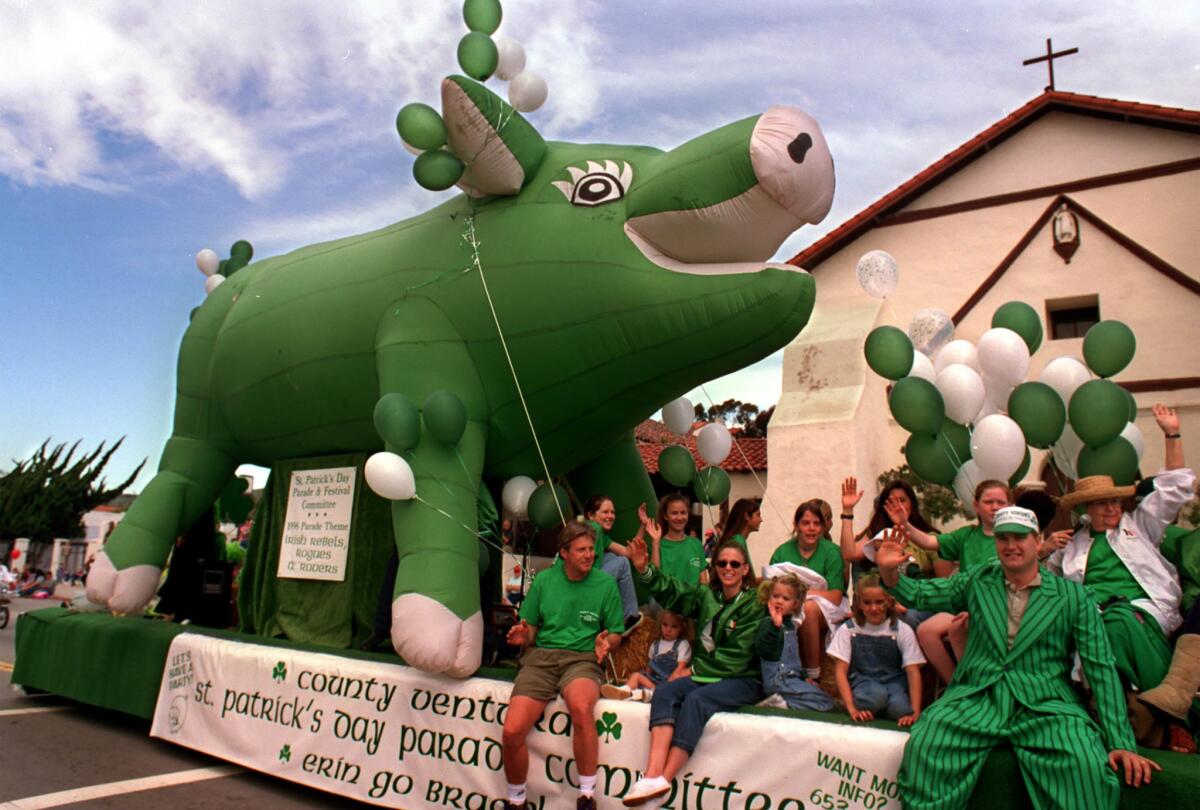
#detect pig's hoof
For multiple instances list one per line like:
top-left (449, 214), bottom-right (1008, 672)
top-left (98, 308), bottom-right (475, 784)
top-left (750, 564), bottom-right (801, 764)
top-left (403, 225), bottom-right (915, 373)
top-left (85, 552), bottom-right (161, 614)
top-left (391, 593), bottom-right (482, 677)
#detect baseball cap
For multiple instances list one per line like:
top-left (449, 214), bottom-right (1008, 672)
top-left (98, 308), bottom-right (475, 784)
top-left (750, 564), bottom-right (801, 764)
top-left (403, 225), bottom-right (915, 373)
top-left (993, 506), bottom-right (1039, 536)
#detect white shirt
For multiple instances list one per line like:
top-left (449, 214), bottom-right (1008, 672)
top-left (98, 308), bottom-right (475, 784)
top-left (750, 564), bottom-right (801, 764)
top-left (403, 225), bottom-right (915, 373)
top-left (826, 619), bottom-right (926, 668)
top-left (1047, 467), bottom-right (1195, 634)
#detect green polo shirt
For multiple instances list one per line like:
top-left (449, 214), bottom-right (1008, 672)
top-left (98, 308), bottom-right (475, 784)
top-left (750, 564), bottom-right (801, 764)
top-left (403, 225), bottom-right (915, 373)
top-left (938, 524), bottom-right (997, 573)
top-left (658, 535), bottom-right (707, 586)
top-left (585, 520), bottom-right (614, 557)
top-left (1084, 531), bottom-right (1149, 605)
top-left (768, 537), bottom-right (846, 591)
top-left (519, 563), bottom-right (623, 652)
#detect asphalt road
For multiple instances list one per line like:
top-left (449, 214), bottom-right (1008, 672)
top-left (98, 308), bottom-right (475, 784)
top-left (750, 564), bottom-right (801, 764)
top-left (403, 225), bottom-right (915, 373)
top-left (0, 593), bottom-right (368, 809)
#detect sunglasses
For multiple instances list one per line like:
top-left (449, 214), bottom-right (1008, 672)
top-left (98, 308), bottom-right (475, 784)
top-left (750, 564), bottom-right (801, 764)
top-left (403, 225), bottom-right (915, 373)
top-left (714, 560), bottom-right (743, 569)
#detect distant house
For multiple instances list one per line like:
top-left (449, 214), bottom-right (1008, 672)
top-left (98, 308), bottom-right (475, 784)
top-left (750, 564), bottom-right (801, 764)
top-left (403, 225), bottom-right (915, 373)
top-left (765, 90), bottom-right (1199, 546)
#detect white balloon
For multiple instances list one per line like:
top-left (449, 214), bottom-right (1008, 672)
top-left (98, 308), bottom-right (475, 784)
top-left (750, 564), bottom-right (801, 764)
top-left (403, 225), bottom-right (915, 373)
top-left (662, 397), bottom-right (695, 435)
top-left (1050, 424), bottom-right (1084, 480)
top-left (1120, 422), bottom-right (1145, 461)
top-left (364, 452), bottom-right (416, 500)
top-left (934, 340), bottom-right (981, 375)
top-left (196, 248), bottom-right (219, 276)
top-left (971, 414), bottom-right (1026, 480)
top-left (855, 250), bottom-right (899, 299)
top-left (1039, 357), bottom-right (1091, 408)
top-left (494, 36), bottom-right (526, 81)
top-left (508, 72), bottom-right (548, 113)
top-left (906, 351), bottom-right (937, 383)
top-left (953, 460), bottom-right (982, 517)
top-left (983, 372), bottom-right (1015, 413)
top-left (936, 364), bottom-right (985, 424)
top-left (501, 475), bottom-right (538, 518)
top-left (204, 274), bottom-right (225, 294)
top-left (908, 308), bottom-right (954, 356)
top-left (977, 328), bottom-right (1030, 386)
top-left (696, 422), bottom-right (733, 466)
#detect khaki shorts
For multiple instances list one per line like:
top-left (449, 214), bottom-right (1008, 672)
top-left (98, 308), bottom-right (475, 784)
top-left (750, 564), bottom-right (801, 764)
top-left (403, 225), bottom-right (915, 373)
top-left (511, 647), bottom-right (602, 702)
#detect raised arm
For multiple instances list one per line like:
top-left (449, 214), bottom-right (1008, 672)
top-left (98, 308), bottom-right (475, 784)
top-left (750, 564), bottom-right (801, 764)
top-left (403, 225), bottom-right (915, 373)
top-left (877, 536), bottom-right (968, 613)
top-left (839, 477), bottom-right (867, 562)
top-left (1155, 403), bottom-right (1183, 471)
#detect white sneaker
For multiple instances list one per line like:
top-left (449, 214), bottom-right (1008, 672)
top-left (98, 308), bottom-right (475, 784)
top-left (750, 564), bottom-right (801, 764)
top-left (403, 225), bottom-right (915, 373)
top-left (757, 693), bottom-right (788, 709)
top-left (631, 688), bottom-right (653, 703)
top-left (601, 684), bottom-right (633, 700)
top-left (623, 776), bottom-right (671, 807)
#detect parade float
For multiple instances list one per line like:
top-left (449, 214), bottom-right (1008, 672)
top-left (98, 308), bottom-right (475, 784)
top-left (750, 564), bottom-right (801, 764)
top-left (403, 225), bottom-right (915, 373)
top-left (13, 3), bottom-right (1195, 807)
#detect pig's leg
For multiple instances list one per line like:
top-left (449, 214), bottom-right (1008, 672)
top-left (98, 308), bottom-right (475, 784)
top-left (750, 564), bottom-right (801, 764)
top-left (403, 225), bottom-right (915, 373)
top-left (87, 437), bottom-right (236, 612)
top-left (568, 431), bottom-right (658, 540)
top-left (374, 299), bottom-right (487, 676)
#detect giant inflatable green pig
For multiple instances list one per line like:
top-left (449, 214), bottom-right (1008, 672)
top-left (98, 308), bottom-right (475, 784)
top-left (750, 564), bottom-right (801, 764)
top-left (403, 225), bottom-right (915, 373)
top-left (88, 75), bottom-right (835, 676)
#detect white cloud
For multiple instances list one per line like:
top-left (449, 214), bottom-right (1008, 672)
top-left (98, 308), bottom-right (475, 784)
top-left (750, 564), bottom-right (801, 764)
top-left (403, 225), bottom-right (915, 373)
top-left (0, 0), bottom-right (604, 199)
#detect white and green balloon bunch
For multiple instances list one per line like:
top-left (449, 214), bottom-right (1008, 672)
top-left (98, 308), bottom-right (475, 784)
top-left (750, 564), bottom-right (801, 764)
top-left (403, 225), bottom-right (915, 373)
top-left (195, 241), bottom-right (254, 296)
top-left (395, 0), bottom-right (548, 192)
top-left (655, 397), bottom-right (734, 506)
top-left (864, 297), bottom-right (1142, 515)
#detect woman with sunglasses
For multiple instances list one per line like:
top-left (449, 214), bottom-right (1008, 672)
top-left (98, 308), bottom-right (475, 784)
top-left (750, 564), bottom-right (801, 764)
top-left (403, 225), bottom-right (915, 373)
top-left (620, 529), bottom-right (763, 808)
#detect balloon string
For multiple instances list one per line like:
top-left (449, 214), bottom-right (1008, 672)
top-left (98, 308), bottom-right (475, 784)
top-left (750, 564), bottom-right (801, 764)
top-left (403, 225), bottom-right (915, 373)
top-left (885, 300), bottom-right (901, 326)
top-left (462, 214), bottom-right (566, 526)
top-left (698, 383), bottom-right (790, 534)
top-left (412, 493), bottom-right (509, 557)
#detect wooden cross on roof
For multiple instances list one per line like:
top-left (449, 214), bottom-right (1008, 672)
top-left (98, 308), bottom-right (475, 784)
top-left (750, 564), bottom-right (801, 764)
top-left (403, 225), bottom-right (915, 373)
top-left (1023, 38), bottom-right (1078, 91)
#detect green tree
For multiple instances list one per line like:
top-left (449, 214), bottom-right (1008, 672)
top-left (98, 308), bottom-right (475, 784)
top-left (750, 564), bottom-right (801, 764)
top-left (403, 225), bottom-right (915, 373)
top-left (876, 462), bottom-right (969, 525)
top-left (693, 400), bottom-right (774, 438)
top-left (0, 439), bottom-right (144, 544)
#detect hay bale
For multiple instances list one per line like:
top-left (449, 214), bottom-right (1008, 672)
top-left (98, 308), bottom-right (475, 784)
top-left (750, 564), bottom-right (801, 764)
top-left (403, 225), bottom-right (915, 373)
top-left (607, 614), bottom-right (656, 682)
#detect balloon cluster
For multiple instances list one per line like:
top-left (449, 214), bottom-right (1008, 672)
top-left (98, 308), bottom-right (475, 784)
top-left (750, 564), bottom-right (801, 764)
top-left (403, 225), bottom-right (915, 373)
top-left (863, 300), bottom-right (1142, 513)
top-left (655, 396), bottom-right (734, 506)
top-left (195, 241), bottom-right (254, 295)
top-left (396, 0), bottom-right (548, 192)
top-left (363, 390), bottom-right (471, 502)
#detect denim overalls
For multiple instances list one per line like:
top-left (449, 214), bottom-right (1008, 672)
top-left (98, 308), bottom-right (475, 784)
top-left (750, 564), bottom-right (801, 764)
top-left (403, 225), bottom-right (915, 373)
top-left (761, 616), bottom-right (835, 712)
top-left (646, 638), bottom-right (684, 684)
top-left (847, 618), bottom-right (913, 719)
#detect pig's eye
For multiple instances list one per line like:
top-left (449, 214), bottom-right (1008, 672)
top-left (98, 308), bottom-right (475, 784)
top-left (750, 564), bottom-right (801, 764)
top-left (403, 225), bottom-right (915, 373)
top-left (552, 160), bottom-right (634, 207)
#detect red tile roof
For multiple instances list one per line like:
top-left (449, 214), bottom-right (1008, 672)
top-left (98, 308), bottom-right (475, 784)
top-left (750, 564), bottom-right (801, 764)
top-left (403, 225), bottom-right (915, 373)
top-left (636, 420), bottom-right (768, 473)
top-left (789, 91), bottom-right (1200, 270)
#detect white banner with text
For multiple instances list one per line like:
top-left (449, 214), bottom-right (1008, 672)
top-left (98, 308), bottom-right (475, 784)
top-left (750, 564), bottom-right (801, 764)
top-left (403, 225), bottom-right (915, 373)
top-left (151, 634), bottom-right (907, 809)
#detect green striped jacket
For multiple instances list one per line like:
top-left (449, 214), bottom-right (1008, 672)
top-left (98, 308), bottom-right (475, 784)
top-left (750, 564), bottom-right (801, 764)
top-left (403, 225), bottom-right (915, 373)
top-left (890, 562), bottom-right (1137, 752)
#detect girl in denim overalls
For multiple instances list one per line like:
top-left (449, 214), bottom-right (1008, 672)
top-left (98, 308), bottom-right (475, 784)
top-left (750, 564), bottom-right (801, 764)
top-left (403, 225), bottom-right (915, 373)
top-left (601, 611), bottom-right (691, 702)
top-left (828, 573), bottom-right (925, 726)
top-left (756, 574), bottom-right (836, 711)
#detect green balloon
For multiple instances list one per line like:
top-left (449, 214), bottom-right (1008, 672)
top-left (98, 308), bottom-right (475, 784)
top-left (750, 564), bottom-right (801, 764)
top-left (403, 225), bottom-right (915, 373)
top-left (942, 418), bottom-right (972, 464)
top-left (396, 103), bottom-right (447, 150)
top-left (693, 466), bottom-right (731, 506)
top-left (1007, 381), bottom-right (1066, 449)
top-left (889, 377), bottom-right (945, 436)
top-left (528, 483), bottom-right (571, 529)
top-left (658, 445), bottom-right (696, 486)
top-left (413, 150), bottom-right (465, 191)
top-left (1068, 379), bottom-right (1127, 448)
top-left (1009, 446), bottom-right (1031, 488)
top-left (457, 32), bottom-right (498, 81)
top-left (863, 325), bottom-right (914, 381)
top-left (423, 390), bottom-right (467, 445)
top-left (230, 240), bottom-right (253, 262)
top-left (1122, 386), bottom-right (1137, 422)
top-left (224, 254), bottom-right (249, 275)
top-left (904, 433), bottom-right (958, 485)
top-left (991, 301), bottom-right (1043, 354)
top-left (374, 393), bottom-right (421, 450)
top-left (1082, 320), bottom-right (1136, 378)
top-left (463, 0), bottom-right (503, 34)
top-left (1077, 437), bottom-right (1139, 485)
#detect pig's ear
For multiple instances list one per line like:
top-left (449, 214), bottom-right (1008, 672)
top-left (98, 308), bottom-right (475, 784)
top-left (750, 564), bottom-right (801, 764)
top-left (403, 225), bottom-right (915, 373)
top-left (441, 76), bottom-right (546, 196)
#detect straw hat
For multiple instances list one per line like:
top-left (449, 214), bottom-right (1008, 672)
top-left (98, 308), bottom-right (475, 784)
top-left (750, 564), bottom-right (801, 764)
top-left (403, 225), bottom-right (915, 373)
top-left (1058, 475), bottom-right (1135, 510)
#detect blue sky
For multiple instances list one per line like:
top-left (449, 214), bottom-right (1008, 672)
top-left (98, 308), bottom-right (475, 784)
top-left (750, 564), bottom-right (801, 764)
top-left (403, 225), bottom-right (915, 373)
top-left (2, 0), bottom-right (1197, 491)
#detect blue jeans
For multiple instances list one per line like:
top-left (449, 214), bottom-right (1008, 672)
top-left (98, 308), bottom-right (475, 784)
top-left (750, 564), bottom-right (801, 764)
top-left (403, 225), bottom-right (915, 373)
top-left (852, 677), bottom-right (912, 719)
top-left (602, 552), bottom-right (639, 620)
top-left (648, 676), bottom-right (764, 754)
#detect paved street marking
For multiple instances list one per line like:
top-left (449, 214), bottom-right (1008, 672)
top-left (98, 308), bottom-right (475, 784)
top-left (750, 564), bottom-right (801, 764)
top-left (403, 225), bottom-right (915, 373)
top-left (0, 765), bottom-right (241, 809)
top-left (0, 706), bottom-right (72, 716)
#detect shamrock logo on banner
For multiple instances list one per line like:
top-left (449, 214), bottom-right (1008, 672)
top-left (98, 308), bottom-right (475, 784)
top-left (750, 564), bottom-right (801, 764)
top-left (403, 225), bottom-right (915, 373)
top-left (279, 744), bottom-right (292, 763)
top-left (273, 662), bottom-right (287, 682)
top-left (595, 711), bottom-right (622, 743)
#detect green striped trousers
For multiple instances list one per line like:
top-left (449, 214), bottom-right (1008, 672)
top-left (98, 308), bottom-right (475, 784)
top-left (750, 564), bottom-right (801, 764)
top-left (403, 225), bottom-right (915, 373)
top-left (899, 683), bottom-right (1117, 810)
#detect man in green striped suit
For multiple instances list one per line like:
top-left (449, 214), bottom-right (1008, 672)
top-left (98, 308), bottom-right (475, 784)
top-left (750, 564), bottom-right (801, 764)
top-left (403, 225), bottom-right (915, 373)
top-left (877, 507), bottom-right (1158, 810)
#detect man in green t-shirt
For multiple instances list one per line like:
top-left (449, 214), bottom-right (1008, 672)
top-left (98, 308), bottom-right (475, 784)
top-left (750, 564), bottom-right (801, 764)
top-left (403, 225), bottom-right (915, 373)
top-left (501, 522), bottom-right (624, 810)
